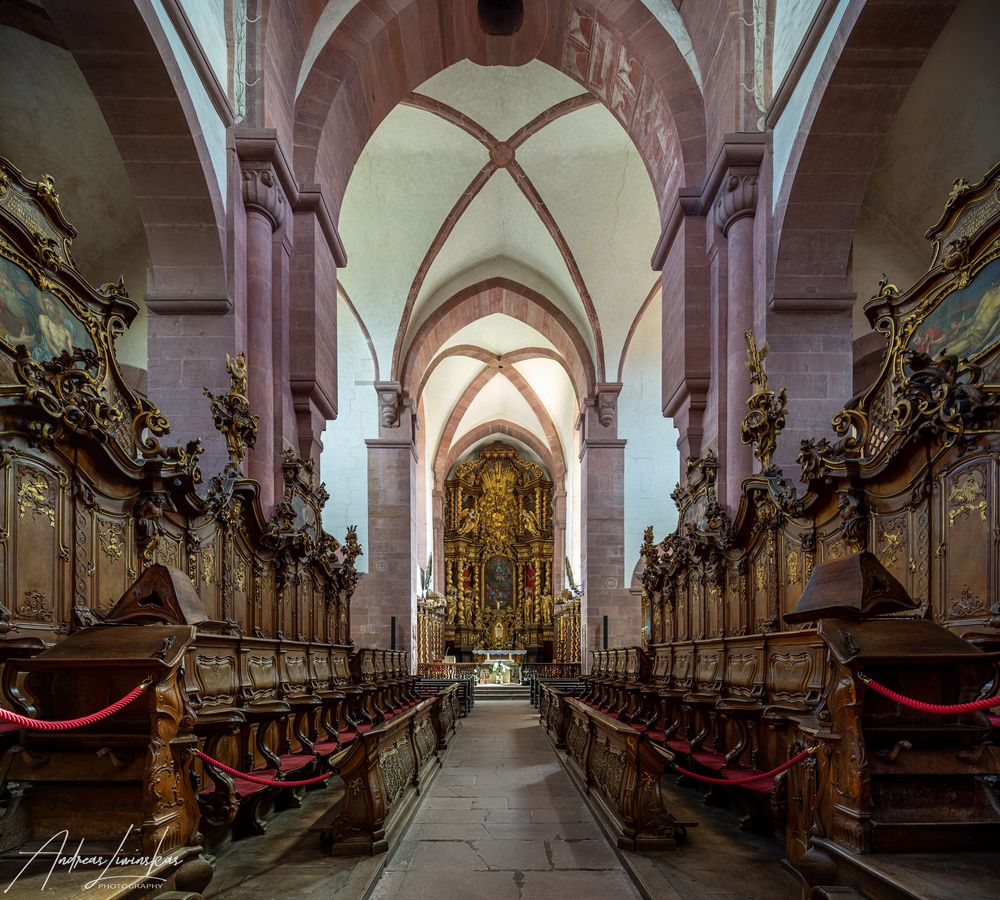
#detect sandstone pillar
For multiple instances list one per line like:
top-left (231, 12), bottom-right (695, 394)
top-left (352, 383), bottom-right (418, 666)
top-left (579, 383), bottom-right (632, 673)
top-left (716, 170), bottom-right (759, 505)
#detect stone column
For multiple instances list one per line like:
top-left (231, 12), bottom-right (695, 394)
top-left (241, 163), bottom-right (285, 511)
top-left (552, 489), bottom-right (567, 595)
top-left (655, 202), bottom-right (709, 464)
top-left (351, 383), bottom-right (419, 665)
top-left (579, 383), bottom-right (632, 673)
top-left (715, 170), bottom-right (758, 506)
top-left (432, 489), bottom-right (446, 593)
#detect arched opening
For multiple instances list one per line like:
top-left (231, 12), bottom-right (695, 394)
top-left (316, 52), bottom-right (685, 663)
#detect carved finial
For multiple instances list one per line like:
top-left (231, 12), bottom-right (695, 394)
top-left (740, 330), bottom-right (787, 472)
top-left (871, 273), bottom-right (899, 303)
top-left (203, 352), bottom-right (258, 469)
top-left (947, 177), bottom-right (971, 206)
top-left (98, 275), bottom-right (130, 302)
top-left (35, 173), bottom-right (62, 218)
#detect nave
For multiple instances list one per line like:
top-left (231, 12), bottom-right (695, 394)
top-left (202, 699), bottom-right (803, 900)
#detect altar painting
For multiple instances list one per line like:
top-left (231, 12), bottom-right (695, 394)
top-left (0, 254), bottom-right (94, 359)
top-left (484, 556), bottom-right (513, 609)
top-left (912, 256), bottom-right (1000, 360)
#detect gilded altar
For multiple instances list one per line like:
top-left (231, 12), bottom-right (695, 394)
top-left (443, 442), bottom-right (555, 659)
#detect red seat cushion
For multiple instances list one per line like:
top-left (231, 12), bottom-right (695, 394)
top-left (629, 723), bottom-right (648, 732)
top-left (666, 738), bottom-right (691, 753)
top-left (988, 714), bottom-right (1000, 729)
top-left (0, 723), bottom-right (21, 735)
top-left (280, 753), bottom-right (315, 769)
top-left (720, 768), bottom-right (774, 794)
top-left (357, 723), bottom-right (372, 733)
top-left (645, 730), bottom-right (666, 742)
top-left (691, 750), bottom-right (726, 772)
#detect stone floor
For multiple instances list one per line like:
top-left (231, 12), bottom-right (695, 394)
top-left (205, 784), bottom-right (384, 898)
top-left (204, 701), bottom-right (802, 899)
top-left (369, 700), bottom-right (642, 900)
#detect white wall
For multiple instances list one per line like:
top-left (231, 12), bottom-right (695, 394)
top-left (619, 294), bottom-right (680, 579)
top-left (772, 0), bottom-right (823, 90)
top-left (179, 0), bottom-right (228, 87)
top-left (152, 0), bottom-right (229, 209)
top-left (771, 0), bottom-right (849, 209)
top-left (319, 297), bottom-right (378, 568)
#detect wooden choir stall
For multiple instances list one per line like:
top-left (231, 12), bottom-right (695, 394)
top-left (540, 162), bottom-right (1000, 897)
top-left (0, 157), bottom-right (460, 896)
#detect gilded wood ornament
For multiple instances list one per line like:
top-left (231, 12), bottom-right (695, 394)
top-left (740, 331), bottom-right (787, 472)
top-left (203, 351), bottom-right (258, 470)
top-left (443, 442), bottom-right (555, 655)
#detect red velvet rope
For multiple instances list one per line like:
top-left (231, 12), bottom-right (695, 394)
top-left (194, 749), bottom-right (334, 787)
top-left (0, 681), bottom-right (149, 731)
top-left (861, 674), bottom-right (1000, 714)
top-left (673, 746), bottom-right (817, 786)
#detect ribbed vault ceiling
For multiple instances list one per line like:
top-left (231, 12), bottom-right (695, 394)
top-left (337, 59), bottom-right (661, 484)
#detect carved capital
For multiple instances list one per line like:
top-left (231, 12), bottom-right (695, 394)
top-left (595, 382), bottom-right (622, 428)
top-left (715, 173), bottom-right (758, 236)
top-left (374, 381), bottom-right (403, 428)
top-left (241, 165), bottom-right (285, 230)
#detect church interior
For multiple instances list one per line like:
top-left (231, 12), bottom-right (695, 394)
top-left (0, 0), bottom-right (998, 897)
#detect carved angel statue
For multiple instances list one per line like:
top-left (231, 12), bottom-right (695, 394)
top-left (203, 351), bottom-right (259, 468)
top-left (520, 504), bottom-right (540, 535)
top-left (538, 593), bottom-right (553, 625)
top-left (456, 505), bottom-right (479, 535)
top-left (446, 591), bottom-right (458, 625)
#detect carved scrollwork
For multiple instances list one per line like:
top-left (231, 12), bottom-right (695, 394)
top-left (13, 347), bottom-right (121, 438)
top-left (202, 352), bottom-right (258, 469)
top-left (890, 349), bottom-right (997, 449)
top-left (740, 331), bottom-right (787, 473)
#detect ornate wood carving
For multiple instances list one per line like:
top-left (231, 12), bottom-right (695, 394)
top-left (443, 441), bottom-right (555, 656)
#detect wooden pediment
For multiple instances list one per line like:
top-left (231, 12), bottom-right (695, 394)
top-left (784, 552), bottom-right (914, 625)
top-left (102, 564), bottom-right (210, 626)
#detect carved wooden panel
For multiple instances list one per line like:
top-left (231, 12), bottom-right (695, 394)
top-left (671, 645), bottom-right (693, 690)
top-left (245, 651), bottom-right (281, 702)
top-left (193, 654), bottom-right (238, 709)
top-left (724, 647), bottom-right (760, 699)
top-left (6, 453), bottom-right (71, 630)
top-left (937, 455), bottom-right (996, 626)
top-left (693, 643), bottom-right (723, 693)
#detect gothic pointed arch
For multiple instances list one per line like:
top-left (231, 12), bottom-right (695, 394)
top-left (401, 277), bottom-right (596, 403)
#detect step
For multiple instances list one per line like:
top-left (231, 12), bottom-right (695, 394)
top-left (475, 685), bottom-right (531, 701)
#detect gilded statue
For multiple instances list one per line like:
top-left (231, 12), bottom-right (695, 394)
top-left (203, 352), bottom-right (259, 469)
top-left (456, 504), bottom-right (479, 536)
top-left (740, 331), bottom-right (787, 472)
top-left (538, 593), bottom-right (553, 626)
top-left (520, 504), bottom-right (540, 536)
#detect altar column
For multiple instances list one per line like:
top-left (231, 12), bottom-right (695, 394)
top-left (579, 383), bottom-right (632, 673)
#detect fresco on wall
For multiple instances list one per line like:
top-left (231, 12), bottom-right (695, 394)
top-left (0, 254), bottom-right (94, 360)
top-left (912, 256), bottom-right (1000, 360)
top-left (484, 555), bottom-right (513, 609)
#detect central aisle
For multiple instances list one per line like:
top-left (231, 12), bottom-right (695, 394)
top-left (370, 701), bottom-right (642, 900)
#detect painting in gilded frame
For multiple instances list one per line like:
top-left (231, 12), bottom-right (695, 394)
top-left (483, 555), bottom-right (513, 610)
top-left (911, 256), bottom-right (1000, 360)
top-left (0, 253), bottom-right (95, 360)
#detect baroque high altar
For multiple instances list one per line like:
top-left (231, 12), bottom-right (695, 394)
top-left (443, 443), bottom-right (554, 660)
